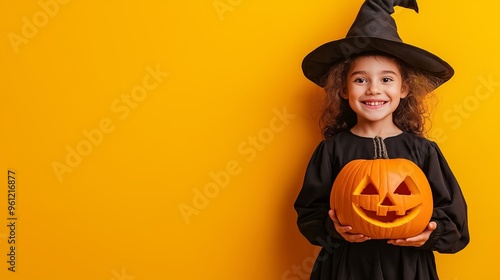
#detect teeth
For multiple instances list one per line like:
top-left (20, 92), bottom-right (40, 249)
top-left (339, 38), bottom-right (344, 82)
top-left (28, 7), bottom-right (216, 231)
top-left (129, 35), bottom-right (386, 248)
top-left (364, 101), bottom-right (386, 106)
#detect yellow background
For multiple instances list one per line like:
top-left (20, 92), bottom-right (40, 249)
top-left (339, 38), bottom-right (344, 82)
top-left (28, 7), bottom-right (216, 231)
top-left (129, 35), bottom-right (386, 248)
top-left (0, 0), bottom-right (497, 279)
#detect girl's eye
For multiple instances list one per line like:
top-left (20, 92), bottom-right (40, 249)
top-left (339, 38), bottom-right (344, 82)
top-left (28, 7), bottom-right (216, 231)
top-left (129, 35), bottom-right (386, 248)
top-left (382, 77), bottom-right (393, 83)
top-left (354, 77), bottom-right (367, 83)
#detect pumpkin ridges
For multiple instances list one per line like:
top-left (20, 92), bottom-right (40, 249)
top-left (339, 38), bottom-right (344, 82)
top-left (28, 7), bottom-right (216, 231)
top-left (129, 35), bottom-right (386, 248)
top-left (349, 160), bottom-right (365, 235)
top-left (334, 159), bottom-right (364, 232)
top-left (349, 161), bottom-right (364, 228)
top-left (358, 160), bottom-right (375, 236)
top-left (340, 160), bottom-right (364, 229)
top-left (364, 160), bottom-right (377, 236)
top-left (375, 160), bottom-right (388, 216)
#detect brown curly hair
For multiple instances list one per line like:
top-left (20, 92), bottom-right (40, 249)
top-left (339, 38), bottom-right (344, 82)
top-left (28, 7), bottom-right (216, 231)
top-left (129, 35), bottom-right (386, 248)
top-left (319, 53), bottom-right (442, 139)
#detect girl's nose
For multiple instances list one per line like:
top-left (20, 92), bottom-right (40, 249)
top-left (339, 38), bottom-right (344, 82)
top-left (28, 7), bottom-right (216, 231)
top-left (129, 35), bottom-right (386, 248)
top-left (366, 82), bottom-right (381, 95)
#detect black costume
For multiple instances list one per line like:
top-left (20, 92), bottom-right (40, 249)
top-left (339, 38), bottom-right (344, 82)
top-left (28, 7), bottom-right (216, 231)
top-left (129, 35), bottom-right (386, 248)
top-left (294, 131), bottom-right (469, 280)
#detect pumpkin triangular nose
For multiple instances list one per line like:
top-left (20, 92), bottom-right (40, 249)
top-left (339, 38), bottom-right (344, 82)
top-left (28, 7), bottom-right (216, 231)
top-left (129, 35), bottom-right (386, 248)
top-left (377, 195), bottom-right (395, 216)
top-left (381, 195), bottom-right (394, 206)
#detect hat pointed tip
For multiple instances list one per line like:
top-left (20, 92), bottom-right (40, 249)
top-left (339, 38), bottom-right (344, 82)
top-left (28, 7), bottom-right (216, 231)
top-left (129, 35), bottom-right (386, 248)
top-left (397, 0), bottom-right (419, 13)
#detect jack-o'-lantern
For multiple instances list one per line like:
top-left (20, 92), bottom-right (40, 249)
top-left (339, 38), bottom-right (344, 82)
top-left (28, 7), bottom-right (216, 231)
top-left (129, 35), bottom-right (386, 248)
top-left (330, 137), bottom-right (433, 239)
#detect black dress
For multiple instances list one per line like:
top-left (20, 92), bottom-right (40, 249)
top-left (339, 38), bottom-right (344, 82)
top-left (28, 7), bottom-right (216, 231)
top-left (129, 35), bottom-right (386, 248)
top-left (294, 131), bottom-right (469, 280)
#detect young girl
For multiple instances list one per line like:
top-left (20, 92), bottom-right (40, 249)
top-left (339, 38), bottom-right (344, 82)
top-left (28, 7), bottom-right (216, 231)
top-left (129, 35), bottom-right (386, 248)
top-left (294, 1), bottom-right (469, 279)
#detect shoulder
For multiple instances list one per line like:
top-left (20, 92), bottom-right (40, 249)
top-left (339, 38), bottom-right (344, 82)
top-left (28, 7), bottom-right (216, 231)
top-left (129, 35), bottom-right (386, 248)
top-left (319, 130), bottom-right (360, 151)
top-left (384, 132), bottom-right (444, 166)
top-left (313, 133), bottom-right (343, 157)
top-left (324, 130), bottom-right (359, 144)
top-left (395, 132), bottom-right (438, 150)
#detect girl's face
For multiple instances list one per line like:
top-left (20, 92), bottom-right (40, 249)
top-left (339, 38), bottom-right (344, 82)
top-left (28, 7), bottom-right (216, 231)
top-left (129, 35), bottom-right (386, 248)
top-left (343, 55), bottom-right (408, 127)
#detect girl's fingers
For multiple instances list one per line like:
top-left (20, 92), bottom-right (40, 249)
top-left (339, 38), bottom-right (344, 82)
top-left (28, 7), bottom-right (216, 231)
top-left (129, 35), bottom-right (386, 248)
top-left (404, 236), bottom-right (423, 243)
top-left (388, 238), bottom-right (423, 246)
top-left (347, 234), bottom-right (370, 242)
top-left (329, 209), bottom-right (371, 242)
top-left (388, 221), bottom-right (437, 247)
top-left (338, 226), bottom-right (352, 233)
top-left (427, 221), bottom-right (437, 231)
top-left (328, 210), bottom-right (337, 222)
top-left (329, 210), bottom-right (352, 230)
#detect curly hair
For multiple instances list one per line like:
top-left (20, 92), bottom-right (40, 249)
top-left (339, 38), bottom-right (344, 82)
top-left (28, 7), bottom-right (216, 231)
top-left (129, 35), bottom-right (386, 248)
top-left (319, 53), bottom-right (442, 139)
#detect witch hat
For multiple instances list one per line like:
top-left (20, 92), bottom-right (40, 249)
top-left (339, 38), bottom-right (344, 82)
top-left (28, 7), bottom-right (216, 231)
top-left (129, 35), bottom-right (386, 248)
top-left (302, 0), bottom-right (453, 88)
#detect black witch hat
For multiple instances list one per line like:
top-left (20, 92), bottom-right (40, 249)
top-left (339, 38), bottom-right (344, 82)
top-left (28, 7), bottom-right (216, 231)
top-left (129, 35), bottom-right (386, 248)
top-left (302, 0), bottom-right (454, 89)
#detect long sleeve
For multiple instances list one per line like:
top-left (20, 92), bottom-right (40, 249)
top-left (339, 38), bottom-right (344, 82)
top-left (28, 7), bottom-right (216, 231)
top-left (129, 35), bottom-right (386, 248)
top-left (419, 142), bottom-right (470, 253)
top-left (294, 141), bottom-right (343, 246)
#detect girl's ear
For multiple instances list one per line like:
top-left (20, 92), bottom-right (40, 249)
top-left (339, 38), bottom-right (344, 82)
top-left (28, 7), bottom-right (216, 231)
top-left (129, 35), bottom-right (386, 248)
top-left (341, 90), bottom-right (349, 99)
top-left (400, 82), bottom-right (409, 98)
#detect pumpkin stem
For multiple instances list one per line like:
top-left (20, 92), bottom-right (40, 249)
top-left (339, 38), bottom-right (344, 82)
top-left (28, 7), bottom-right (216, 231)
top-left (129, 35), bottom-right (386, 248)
top-left (373, 136), bottom-right (389, 159)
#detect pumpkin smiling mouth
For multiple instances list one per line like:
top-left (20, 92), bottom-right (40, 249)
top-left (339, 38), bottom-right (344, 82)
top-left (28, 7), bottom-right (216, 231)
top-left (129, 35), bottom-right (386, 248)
top-left (354, 204), bottom-right (422, 226)
top-left (362, 209), bottom-right (411, 223)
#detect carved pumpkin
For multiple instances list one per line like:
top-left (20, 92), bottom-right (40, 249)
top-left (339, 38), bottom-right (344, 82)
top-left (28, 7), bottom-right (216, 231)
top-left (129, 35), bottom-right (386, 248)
top-left (330, 137), bottom-right (433, 239)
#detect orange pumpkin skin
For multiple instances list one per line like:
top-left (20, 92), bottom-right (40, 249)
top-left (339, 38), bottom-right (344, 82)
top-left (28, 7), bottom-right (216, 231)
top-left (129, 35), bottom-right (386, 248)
top-left (331, 158), bottom-right (433, 239)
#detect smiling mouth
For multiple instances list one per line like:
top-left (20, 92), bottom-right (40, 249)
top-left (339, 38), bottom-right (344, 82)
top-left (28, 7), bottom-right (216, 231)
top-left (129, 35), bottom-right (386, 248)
top-left (362, 101), bottom-right (388, 106)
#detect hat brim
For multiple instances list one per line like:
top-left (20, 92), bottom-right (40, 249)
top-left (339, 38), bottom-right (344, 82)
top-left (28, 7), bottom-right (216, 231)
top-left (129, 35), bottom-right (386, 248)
top-left (302, 37), bottom-right (454, 88)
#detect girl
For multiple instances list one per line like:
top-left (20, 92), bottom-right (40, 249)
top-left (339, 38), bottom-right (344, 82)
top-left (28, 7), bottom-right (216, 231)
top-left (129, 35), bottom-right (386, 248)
top-left (294, 1), bottom-right (469, 279)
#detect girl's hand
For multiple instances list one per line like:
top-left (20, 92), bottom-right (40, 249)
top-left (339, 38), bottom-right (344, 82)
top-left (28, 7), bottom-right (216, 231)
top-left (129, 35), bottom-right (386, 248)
top-left (329, 210), bottom-right (371, 243)
top-left (387, 221), bottom-right (437, 247)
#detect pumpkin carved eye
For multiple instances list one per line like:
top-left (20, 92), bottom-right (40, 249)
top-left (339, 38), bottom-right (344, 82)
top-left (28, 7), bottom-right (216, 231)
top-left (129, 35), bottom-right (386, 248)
top-left (360, 183), bottom-right (378, 195)
top-left (394, 180), bottom-right (412, 195)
